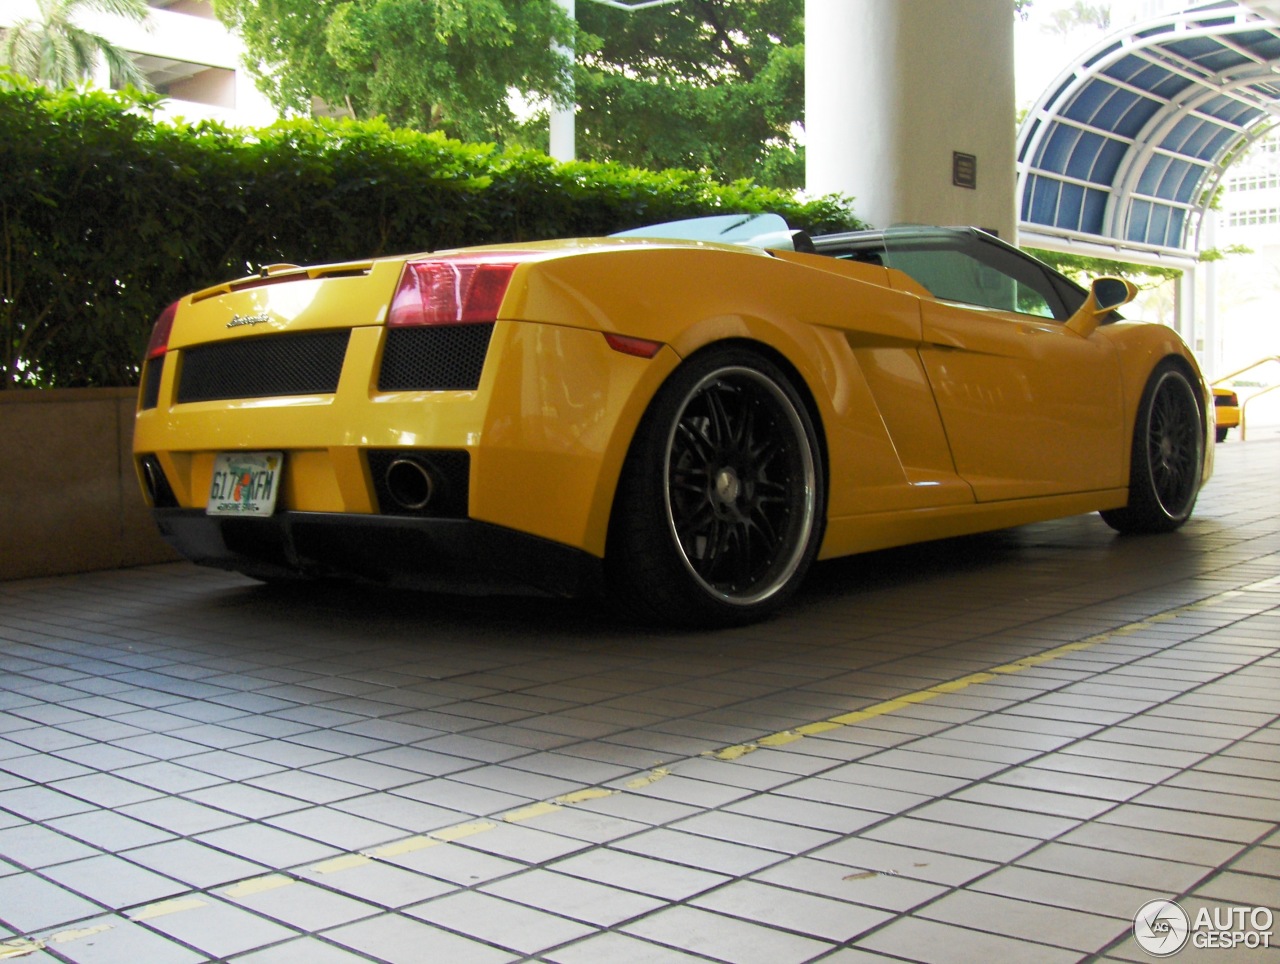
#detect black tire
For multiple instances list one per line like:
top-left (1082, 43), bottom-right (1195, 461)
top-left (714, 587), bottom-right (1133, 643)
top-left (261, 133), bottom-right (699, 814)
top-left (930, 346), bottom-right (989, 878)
top-left (1100, 362), bottom-right (1203, 534)
top-left (1215, 426), bottom-right (1228, 444)
top-left (606, 347), bottom-right (825, 627)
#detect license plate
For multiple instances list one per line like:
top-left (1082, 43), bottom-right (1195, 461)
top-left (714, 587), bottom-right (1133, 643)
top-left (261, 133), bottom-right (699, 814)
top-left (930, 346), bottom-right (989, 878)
top-left (206, 452), bottom-right (283, 516)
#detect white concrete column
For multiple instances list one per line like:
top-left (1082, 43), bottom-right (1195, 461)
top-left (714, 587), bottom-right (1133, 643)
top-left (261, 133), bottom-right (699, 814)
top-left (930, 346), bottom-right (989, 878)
top-left (550, 0), bottom-right (576, 162)
top-left (1200, 211), bottom-right (1220, 378)
top-left (806, 0), bottom-right (1017, 238)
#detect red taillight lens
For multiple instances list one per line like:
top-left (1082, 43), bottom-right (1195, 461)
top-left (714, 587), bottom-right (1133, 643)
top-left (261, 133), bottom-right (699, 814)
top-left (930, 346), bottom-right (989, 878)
top-left (146, 301), bottom-right (180, 360)
top-left (389, 257), bottom-right (530, 328)
top-left (604, 333), bottom-right (664, 358)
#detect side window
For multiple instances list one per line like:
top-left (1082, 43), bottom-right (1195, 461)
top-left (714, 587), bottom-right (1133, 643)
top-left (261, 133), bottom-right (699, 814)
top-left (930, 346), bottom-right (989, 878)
top-left (886, 236), bottom-right (1068, 320)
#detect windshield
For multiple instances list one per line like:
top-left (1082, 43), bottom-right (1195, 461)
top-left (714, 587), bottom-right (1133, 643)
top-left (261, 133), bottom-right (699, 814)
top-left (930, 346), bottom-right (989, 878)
top-left (610, 213), bottom-right (794, 249)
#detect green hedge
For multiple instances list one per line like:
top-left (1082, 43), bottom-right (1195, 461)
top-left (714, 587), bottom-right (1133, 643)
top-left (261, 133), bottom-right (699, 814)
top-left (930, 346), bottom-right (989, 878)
top-left (0, 80), bottom-right (862, 389)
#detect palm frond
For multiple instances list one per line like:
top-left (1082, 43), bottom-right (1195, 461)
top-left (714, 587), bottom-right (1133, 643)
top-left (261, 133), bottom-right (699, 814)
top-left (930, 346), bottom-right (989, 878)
top-left (81, 0), bottom-right (152, 27)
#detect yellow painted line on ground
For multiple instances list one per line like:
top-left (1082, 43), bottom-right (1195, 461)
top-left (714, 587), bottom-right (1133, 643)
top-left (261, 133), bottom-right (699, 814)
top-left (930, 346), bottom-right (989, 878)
top-left (625, 768), bottom-right (671, 789)
top-left (17, 580), bottom-right (1270, 958)
top-left (221, 874), bottom-right (295, 898)
top-left (367, 834), bottom-right (440, 859)
top-left (430, 821), bottom-right (496, 842)
top-left (503, 801), bottom-right (563, 823)
top-left (554, 787), bottom-right (618, 805)
top-left (48, 925), bottom-right (113, 945)
top-left (0, 940), bottom-right (43, 960)
top-left (128, 897), bottom-right (207, 921)
top-left (706, 587), bottom-right (1251, 762)
top-left (311, 853), bottom-right (373, 874)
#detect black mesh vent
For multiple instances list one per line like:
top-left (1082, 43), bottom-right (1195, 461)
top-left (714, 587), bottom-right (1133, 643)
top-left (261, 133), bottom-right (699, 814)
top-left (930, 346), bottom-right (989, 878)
top-left (140, 356), bottom-right (164, 410)
top-left (177, 330), bottom-right (350, 403)
top-left (367, 449), bottom-right (470, 518)
top-left (378, 325), bottom-right (492, 392)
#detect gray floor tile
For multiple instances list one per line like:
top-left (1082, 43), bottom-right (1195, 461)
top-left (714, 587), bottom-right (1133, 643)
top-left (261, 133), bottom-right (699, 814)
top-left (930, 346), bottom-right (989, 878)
top-left (323, 912), bottom-right (517, 964)
top-left (855, 914), bottom-right (1084, 964)
top-left (622, 904), bottom-right (835, 964)
top-left (406, 890), bottom-right (595, 954)
top-left (297, 859), bottom-right (457, 909)
top-left (122, 838), bottom-right (268, 889)
top-left (482, 868), bottom-right (664, 926)
top-left (0, 440), bottom-right (1275, 964)
top-left (691, 879), bottom-right (892, 942)
top-left (133, 897), bottom-right (300, 958)
top-left (195, 823), bottom-right (341, 868)
top-left (223, 877), bottom-right (381, 931)
top-left (0, 872), bottom-right (105, 932)
top-left (42, 854), bottom-right (188, 909)
top-left (551, 848), bottom-right (729, 901)
top-left (39, 914), bottom-right (207, 964)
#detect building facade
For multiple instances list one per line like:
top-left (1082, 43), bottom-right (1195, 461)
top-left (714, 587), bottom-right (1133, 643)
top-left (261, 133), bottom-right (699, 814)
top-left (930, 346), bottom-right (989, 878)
top-left (0, 0), bottom-right (275, 127)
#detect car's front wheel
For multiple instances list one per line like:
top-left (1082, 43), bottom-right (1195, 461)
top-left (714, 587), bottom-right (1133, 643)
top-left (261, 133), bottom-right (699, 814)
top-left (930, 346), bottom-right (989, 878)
top-left (607, 347), bottom-right (825, 627)
top-left (1101, 361), bottom-right (1203, 534)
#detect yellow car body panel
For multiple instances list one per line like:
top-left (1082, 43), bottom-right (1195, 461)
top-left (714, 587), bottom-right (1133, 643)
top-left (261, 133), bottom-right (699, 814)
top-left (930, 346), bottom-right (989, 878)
top-left (134, 221), bottom-right (1212, 621)
top-left (1212, 386), bottom-right (1240, 438)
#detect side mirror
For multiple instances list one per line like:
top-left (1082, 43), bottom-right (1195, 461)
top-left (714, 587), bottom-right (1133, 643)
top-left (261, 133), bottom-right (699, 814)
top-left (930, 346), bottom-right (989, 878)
top-left (1065, 276), bottom-right (1137, 338)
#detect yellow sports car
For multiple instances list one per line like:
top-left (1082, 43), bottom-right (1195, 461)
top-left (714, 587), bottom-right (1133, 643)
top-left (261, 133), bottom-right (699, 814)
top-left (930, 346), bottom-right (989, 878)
top-left (134, 215), bottom-right (1213, 626)
top-left (1212, 387), bottom-right (1240, 442)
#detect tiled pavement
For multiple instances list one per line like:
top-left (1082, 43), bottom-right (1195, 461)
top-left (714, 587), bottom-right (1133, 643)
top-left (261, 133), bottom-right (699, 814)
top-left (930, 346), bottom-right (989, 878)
top-left (0, 439), bottom-right (1277, 963)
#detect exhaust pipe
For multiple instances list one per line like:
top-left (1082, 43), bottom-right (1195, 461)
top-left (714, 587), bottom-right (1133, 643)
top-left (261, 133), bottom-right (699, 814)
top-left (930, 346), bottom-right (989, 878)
top-left (141, 458), bottom-right (163, 504)
top-left (384, 458), bottom-right (436, 511)
top-left (140, 455), bottom-right (177, 507)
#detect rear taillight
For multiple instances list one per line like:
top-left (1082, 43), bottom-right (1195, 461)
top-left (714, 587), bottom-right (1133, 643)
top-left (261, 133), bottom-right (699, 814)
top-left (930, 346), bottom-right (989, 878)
top-left (145, 300), bottom-right (180, 360)
top-left (388, 255), bottom-right (536, 328)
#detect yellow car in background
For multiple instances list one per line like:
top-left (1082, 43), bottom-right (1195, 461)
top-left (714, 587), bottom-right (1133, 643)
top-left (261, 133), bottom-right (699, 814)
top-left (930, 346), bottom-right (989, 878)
top-left (134, 215), bottom-right (1213, 626)
top-left (1212, 387), bottom-right (1240, 442)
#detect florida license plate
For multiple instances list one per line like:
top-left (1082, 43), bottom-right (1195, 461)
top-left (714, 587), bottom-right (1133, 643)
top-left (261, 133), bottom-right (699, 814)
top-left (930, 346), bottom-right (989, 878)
top-left (207, 452), bottom-right (283, 516)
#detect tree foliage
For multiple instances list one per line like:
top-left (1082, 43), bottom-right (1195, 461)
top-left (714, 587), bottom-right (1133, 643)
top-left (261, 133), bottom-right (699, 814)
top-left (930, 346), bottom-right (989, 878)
top-left (1041, 1), bottom-right (1111, 38)
top-left (0, 78), bottom-right (859, 389)
top-left (0, 0), bottom-right (151, 90)
top-left (214, 0), bottom-right (806, 187)
top-left (568, 0), bottom-right (804, 186)
top-left (1028, 248), bottom-right (1180, 286)
top-left (212, 0), bottom-right (575, 142)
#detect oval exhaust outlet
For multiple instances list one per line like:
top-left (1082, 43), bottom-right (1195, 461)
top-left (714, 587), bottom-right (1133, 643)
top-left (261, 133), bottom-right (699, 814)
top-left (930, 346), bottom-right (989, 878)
top-left (385, 458), bottom-right (436, 511)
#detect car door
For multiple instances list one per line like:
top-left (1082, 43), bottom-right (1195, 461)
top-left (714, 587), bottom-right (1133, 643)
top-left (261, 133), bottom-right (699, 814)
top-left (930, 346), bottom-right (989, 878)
top-left (886, 231), bottom-right (1128, 502)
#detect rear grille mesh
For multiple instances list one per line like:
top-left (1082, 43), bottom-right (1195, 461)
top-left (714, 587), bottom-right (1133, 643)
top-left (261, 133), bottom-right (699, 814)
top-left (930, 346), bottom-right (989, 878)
top-left (177, 330), bottom-right (350, 403)
top-left (378, 325), bottom-right (492, 392)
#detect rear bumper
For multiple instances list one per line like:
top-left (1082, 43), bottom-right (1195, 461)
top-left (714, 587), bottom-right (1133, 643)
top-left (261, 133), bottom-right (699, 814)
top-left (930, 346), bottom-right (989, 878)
top-left (153, 508), bottom-right (604, 599)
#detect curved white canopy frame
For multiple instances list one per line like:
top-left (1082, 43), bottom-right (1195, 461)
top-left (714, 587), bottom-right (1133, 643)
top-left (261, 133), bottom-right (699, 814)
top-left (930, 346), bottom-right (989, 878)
top-left (1016, 0), bottom-right (1280, 266)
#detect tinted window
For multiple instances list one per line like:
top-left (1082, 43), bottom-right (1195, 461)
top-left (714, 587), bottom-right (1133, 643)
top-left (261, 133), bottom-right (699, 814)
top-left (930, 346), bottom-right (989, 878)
top-left (884, 233), bottom-right (1067, 319)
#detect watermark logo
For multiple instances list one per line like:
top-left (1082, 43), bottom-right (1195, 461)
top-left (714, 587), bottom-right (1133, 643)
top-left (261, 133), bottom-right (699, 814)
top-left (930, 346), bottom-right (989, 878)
top-left (1134, 900), bottom-right (1190, 957)
top-left (1134, 900), bottom-right (1275, 956)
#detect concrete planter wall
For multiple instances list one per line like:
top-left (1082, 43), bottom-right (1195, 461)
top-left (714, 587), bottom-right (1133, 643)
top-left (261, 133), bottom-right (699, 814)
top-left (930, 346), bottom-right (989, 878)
top-left (0, 387), bottom-right (179, 581)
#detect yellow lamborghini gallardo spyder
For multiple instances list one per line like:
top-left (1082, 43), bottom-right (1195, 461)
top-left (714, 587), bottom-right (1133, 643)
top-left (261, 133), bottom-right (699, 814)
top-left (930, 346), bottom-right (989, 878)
top-left (134, 215), bottom-right (1212, 626)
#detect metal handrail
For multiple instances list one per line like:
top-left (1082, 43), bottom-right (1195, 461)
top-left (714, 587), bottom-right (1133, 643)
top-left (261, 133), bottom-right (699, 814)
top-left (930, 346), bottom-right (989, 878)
top-left (1212, 356), bottom-right (1280, 441)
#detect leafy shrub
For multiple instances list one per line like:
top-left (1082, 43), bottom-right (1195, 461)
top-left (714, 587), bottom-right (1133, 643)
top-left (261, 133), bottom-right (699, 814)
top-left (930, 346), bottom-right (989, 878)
top-left (0, 79), bottom-right (861, 388)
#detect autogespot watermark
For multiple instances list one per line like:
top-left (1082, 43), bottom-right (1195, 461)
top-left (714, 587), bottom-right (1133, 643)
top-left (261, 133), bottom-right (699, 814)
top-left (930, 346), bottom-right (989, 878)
top-left (1134, 899), bottom-right (1274, 956)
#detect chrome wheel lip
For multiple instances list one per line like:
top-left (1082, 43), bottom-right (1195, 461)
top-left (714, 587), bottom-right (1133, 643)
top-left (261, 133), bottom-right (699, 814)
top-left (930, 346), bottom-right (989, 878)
top-left (661, 365), bottom-right (818, 607)
top-left (1145, 370), bottom-right (1202, 520)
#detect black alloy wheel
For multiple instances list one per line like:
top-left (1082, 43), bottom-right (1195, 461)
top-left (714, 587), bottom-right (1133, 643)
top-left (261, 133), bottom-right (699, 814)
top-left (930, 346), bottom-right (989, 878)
top-left (607, 347), bottom-right (825, 626)
top-left (1101, 362), bottom-right (1203, 534)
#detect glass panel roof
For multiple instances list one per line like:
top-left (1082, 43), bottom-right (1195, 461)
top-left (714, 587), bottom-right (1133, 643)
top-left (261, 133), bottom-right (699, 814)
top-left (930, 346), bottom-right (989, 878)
top-left (1017, 1), bottom-right (1280, 256)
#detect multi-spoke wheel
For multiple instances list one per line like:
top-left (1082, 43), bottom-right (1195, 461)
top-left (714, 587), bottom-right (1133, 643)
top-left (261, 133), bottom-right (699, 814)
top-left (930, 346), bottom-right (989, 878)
top-left (1101, 362), bottom-right (1203, 534)
top-left (607, 347), bottom-right (825, 626)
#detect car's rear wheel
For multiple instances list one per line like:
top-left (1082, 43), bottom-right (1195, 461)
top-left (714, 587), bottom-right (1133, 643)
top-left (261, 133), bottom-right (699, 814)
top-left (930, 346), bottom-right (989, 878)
top-left (607, 347), bottom-right (825, 627)
top-left (1101, 361), bottom-right (1203, 534)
